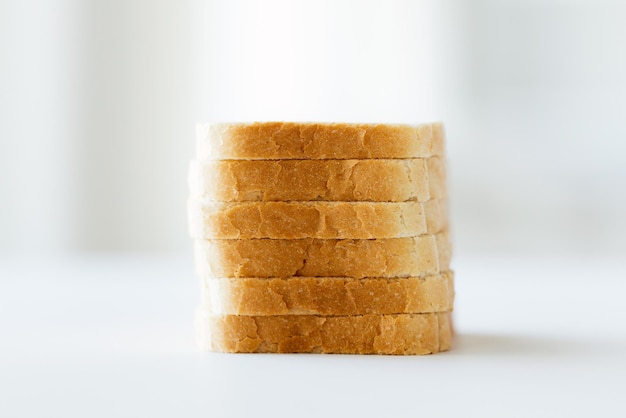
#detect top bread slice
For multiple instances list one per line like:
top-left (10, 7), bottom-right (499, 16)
top-left (197, 122), bottom-right (445, 160)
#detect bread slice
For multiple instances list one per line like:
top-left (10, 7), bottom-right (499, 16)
top-left (196, 122), bottom-right (445, 160)
top-left (188, 158), bottom-right (443, 202)
top-left (194, 234), bottom-right (450, 279)
top-left (200, 271), bottom-right (454, 315)
top-left (187, 200), bottom-right (447, 239)
top-left (195, 310), bottom-right (452, 354)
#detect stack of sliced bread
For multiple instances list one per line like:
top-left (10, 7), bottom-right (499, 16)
top-left (188, 122), bottom-right (454, 354)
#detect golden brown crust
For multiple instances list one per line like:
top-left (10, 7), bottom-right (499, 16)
top-left (196, 122), bottom-right (445, 160)
top-left (188, 200), bottom-right (447, 239)
top-left (194, 235), bottom-right (450, 278)
top-left (200, 271), bottom-right (454, 315)
top-left (195, 311), bottom-right (452, 354)
top-left (188, 159), bottom-right (436, 202)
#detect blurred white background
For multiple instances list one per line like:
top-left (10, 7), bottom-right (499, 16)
top-left (2, 2), bottom-right (626, 417)
top-left (2, 0), bottom-right (626, 256)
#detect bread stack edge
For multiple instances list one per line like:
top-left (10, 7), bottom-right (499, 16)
top-left (188, 122), bottom-right (454, 355)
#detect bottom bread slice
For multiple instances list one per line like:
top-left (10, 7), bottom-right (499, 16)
top-left (200, 271), bottom-right (455, 315)
top-left (196, 311), bottom-right (452, 355)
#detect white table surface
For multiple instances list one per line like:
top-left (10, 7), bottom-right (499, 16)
top-left (1, 253), bottom-right (625, 418)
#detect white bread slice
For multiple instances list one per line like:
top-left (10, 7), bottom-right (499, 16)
top-left (188, 158), bottom-right (442, 202)
top-left (193, 233), bottom-right (450, 279)
top-left (196, 122), bottom-right (445, 160)
top-left (200, 271), bottom-right (454, 315)
top-left (195, 310), bottom-right (452, 354)
top-left (187, 200), bottom-right (447, 239)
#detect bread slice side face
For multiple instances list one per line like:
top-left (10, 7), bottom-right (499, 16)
top-left (199, 271), bottom-right (454, 315)
top-left (195, 311), bottom-right (452, 355)
top-left (187, 200), bottom-right (451, 239)
top-left (188, 158), bottom-right (439, 202)
top-left (194, 234), bottom-right (450, 279)
top-left (196, 122), bottom-right (445, 160)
